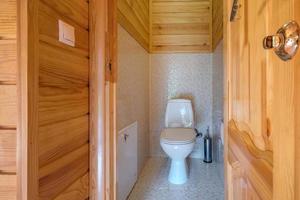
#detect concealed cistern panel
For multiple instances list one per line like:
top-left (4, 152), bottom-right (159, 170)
top-left (58, 20), bottom-right (75, 47)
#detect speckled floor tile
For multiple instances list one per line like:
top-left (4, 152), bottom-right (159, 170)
top-left (128, 157), bottom-right (224, 200)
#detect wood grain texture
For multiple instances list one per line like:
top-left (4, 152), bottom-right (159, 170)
top-left (151, 0), bottom-right (212, 53)
top-left (39, 42), bottom-right (89, 88)
top-left (295, 1), bottom-right (300, 199)
top-left (212, 0), bottom-right (222, 49)
top-left (38, 86), bottom-right (89, 126)
top-left (38, 116), bottom-right (89, 167)
top-left (0, 174), bottom-right (16, 200)
top-left (39, 144), bottom-right (89, 199)
top-left (228, 120), bottom-right (272, 200)
top-left (224, 0), bottom-right (298, 199)
top-left (39, 0), bottom-right (89, 29)
top-left (0, 0), bottom-right (16, 40)
top-left (18, 0), bottom-right (40, 198)
top-left (0, 40), bottom-right (17, 85)
top-left (267, 0), bottom-right (296, 199)
top-left (18, 0), bottom-right (91, 199)
top-left (38, 1), bottom-right (89, 52)
top-left (117, 0), bottom-right (150, 51)
top-left (37, 1), bottom-right (91, 198)
top-left (0, 85), bottom-right (17, 128)
top-left (0, 2), bottom-right (17, 197)
top-left (54, 173), bottom-right (89, 200)
top-left (0, 130), bottom-right (16, 173)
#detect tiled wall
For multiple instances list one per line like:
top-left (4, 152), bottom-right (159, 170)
top-left (212, 41), bottom-right (224, 162)
top-left (118, 23), bottom-right (224, 164)
top-left (150, 54), bottom-right (213, 158)
top-left (117, 25), bottom-right (150, 173)
top-left (212, 41), bottom-right (224, 181)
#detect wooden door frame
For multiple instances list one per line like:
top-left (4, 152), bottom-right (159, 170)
top-left (89, 0), bottom-right (117, 200)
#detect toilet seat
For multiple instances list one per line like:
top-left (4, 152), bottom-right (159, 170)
top-left (160, 128), bottom-right (196, 145)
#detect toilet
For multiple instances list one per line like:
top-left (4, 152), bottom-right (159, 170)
top-left (160, 99), bottom-right (196, 184)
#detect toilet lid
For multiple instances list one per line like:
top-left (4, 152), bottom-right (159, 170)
top-left (160, 128), bottom-right (196, 144)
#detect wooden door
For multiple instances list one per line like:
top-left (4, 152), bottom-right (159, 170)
top-left (224, 0), bottom-right (300, 199)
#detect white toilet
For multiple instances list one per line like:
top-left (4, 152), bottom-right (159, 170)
top-left (160, 99), bottom-right (196, 184)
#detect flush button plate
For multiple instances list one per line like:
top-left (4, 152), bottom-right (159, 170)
top-left (58, 20), bottom-right (75, 47)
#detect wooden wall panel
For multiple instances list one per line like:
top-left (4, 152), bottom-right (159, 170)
top-left (36, 0), bottom-right (90, 199)
top-left (0, 40), bottom-right (17, 84)
top-left (0, 130), bottom-right (16, 173)
top-left (151, 0), bottom-right (212, 53)
top-left (0, 0), bottom-right (16, 40)
top-left (0, 85), bottom-right (17, 128)
top-left (0, 175), bottom-right (16, 199)
top-left (117, 0), bottom-right (150, 51)
top-left (0, 0), bottom-right (17, 199)
top-left (212, 0), bottom-right (223, 49)
top-left (53, 173), bottom-right (89, 200)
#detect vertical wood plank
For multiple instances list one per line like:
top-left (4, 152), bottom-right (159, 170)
top-left (18, 0), bottom-right (40, 199)
top-left (270, 0), bottom-right (295, 199)
top-left (89, 0), bottom-right (107, 199)
top-left (295, 0), bottom-right (300, 198)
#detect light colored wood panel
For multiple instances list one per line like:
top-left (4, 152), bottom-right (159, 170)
top-left (118, 0), bottom-right (149, 32)
top-left (229, 120), bottom-right (272, 200)
top-left (152, 44), bottom-right (211, 53)
top-left (150, 0), bottom-right (213, 53)
top-left (54, 173), bottom-right (89, 200)
top-left (152, 34), bottom-right (210, 46)
top-left (39, 144), bottom-right (89, 199)
top-left (295, 0), bottom-right (300, 198)
top-left (0, 40), bottom-right (16, 84)
top-left (38, 1), bottom-right (89, 52)
top-left (265, 0), bottom-right (297, 198)
top-left (40, 0), bottom-right (89, 29)
top-left (39, 42), bottom-right (89, 88)
top-left (153, 1), bottom-right (210, 13)
top-left (0, 0), bottom-right (16, 40)
top-left (0, 85), bottom-right (17, 128)
top-left (0, 130), bottom-right (16, 173)
top-left (152, 23), bottom-right (210, 35)
top-left (0, 174), bottom-right (16, 200)
top-left (249, 11), bottom-right (269, 149)
top-left (152, 12), bottom-right (210, 24)
top-left (18, 0), bottom-right (40, 198)
top-left (39, 116), bottom-right (89, 167)
top-left (38, 86), bottom-right (89, 126)
top-left (39, 35), bottom-right (88, 58)
top-left (212, 0), bottom-right (223, 49)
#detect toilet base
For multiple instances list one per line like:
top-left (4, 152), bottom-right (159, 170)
top-left (168, 159), bottom-right (188, 184)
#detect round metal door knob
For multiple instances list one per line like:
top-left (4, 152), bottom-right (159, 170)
top-left (263, 20), bottom-right (300, 61)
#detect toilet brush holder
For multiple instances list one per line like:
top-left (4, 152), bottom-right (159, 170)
top-left (203, 127), bottom-right (212, 163)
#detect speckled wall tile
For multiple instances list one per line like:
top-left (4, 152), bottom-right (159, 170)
top-left (212, 41), bottom-right (224, 135)
top-left (150, 53), bottom-right (213, 158)
top-left (212, 41), bottom-right (224, 164)
top-left (117, 25), bottom-right (150, 173)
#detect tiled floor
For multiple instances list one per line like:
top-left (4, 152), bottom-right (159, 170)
top-left (128, 157), bottom-right (224, 200)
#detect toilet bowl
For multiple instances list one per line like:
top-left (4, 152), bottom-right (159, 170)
top-left (160, 128), bottom-right (196, 184)
top-left (160, 99), bottom-right (196, 184)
